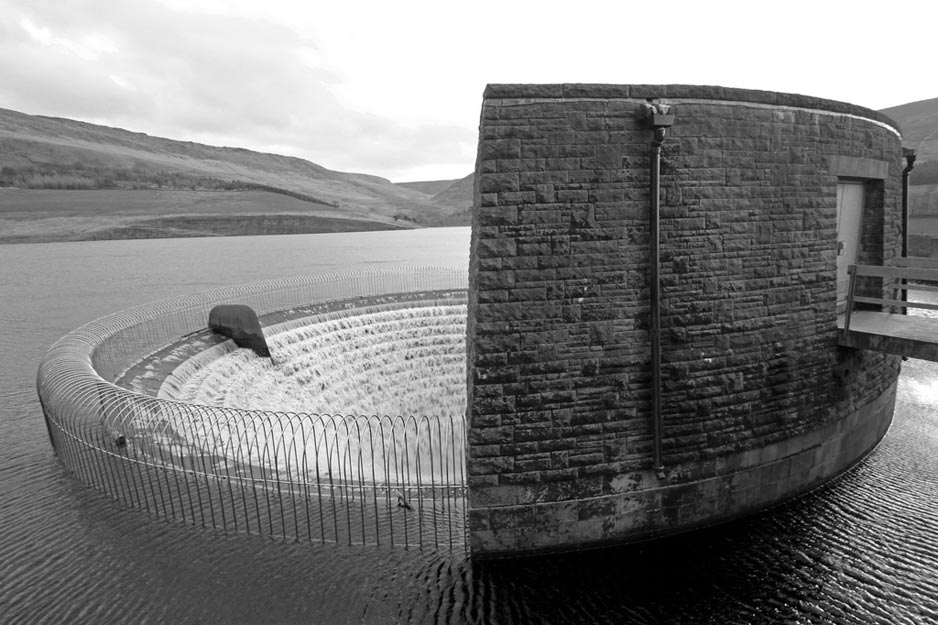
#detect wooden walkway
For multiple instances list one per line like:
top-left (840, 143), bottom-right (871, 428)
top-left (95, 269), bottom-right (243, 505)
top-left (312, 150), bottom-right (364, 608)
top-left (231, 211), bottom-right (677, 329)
top-left (837, 258), bottom-right (938, 362)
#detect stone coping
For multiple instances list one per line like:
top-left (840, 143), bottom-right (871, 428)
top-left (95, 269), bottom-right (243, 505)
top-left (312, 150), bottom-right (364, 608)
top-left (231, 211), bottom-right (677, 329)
top-left (482, 83), bottom-right (900, 133)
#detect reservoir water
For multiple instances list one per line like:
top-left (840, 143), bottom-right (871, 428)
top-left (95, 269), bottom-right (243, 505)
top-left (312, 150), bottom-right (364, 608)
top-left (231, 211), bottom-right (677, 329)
top-left (1, 227), bottom-right (937, 624)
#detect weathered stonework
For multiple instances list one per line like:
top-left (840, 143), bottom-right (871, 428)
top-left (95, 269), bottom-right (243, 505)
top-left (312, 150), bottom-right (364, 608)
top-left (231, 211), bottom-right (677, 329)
top-left (467, 84), bottom-right (904, 557)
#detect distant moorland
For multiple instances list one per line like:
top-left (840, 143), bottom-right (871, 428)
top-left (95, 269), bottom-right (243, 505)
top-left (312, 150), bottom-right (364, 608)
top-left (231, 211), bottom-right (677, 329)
top-left (0, 188), bottom-right (412, 244)
top-left (0, 107), bottom-right (472, 243)
top-left (880, 97), bottom-right (938, 217)
top-left (1, 96), bottom-right (936, 244)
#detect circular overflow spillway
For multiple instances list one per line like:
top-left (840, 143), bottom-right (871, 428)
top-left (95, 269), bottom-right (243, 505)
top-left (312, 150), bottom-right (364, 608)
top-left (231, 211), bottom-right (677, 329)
top-left (38, 83), bottom-right (911, 559)
top-left (163, 303), bottom-right (467, 420)
top-left (151, 298), bottom-right (469, 487)
top-left (38, 269), bottom-right (471, 550)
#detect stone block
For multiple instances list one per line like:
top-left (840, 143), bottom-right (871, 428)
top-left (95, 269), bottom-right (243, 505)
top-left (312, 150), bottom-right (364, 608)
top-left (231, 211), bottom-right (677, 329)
top-left (469, 426), bottom-right (515, 445)
top-left (478, 205), bottom-right (518, 227)
top-left (475, 237), bottom-right (516, 259)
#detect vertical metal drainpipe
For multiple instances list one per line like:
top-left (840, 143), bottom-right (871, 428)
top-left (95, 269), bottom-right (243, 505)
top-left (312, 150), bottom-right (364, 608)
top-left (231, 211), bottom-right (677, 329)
top-left (901, 148), bottom-right (916, 316)
top-left (902, 148), bottom-right (916, 259)
top-left (646, 104), bottom-right (673, 475)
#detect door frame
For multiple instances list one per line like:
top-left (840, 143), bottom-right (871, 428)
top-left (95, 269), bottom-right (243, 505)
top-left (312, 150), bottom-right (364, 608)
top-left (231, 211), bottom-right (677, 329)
top-left (836, 179), bottom-right (866, 315)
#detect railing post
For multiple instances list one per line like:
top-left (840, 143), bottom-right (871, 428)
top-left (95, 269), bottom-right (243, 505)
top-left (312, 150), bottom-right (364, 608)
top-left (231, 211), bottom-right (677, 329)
top-left (844, 264), bottom-right (858, 333)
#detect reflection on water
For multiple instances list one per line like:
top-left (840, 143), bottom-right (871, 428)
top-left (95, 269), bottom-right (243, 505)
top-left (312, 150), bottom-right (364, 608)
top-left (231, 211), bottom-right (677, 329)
top-left (2, 231), bottom-right (938, 624)
top-left (904, 377), bottom-right (938, 405)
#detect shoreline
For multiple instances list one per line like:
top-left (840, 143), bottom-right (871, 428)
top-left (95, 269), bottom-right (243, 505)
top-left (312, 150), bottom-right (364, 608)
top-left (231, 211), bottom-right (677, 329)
top-left (0, 213), bottom-right (415, 244)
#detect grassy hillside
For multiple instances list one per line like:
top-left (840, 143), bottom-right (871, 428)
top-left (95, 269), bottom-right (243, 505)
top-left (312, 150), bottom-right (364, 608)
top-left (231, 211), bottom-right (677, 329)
top-left (880, 98), bottom-right (938, 216)
top-left (881, 98), bottom-right (938, 162)
top-left (395, 180), bottom-right (455, 195)
top-left (431, 174), bottom-right (473, 223)
top-left (0, 107), bottom-right (470, 242)
top-left (0, 188), bottom-right (408, 243)
top-left (393, 176), bottom-right (474, 225)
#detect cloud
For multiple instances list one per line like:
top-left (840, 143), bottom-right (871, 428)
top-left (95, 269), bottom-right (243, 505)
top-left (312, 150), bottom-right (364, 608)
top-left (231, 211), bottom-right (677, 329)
top-left (19, 17), bottom-right (119, 61)
top-left (0, 0), bottom-right (474, 180)
top-left (0, 11), bottom-right (144, 119)
top-left (1, 0), bottom-right (928, 182)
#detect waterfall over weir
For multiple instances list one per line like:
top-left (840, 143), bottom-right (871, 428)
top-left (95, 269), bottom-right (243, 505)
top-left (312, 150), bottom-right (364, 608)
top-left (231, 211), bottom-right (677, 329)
top-left (155, 304), bottom-right (468, 487)
top-left (37, 268), bottom-right (470, 551)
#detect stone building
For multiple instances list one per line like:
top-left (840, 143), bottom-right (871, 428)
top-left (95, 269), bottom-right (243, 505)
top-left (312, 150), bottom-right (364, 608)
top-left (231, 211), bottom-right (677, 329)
top-left (466, 84), bottom-right (903, 557)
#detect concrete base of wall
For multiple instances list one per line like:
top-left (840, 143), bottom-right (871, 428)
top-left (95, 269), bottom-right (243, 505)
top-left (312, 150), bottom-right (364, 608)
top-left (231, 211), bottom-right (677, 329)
top-left (469, 381), bottom-right (896, 558)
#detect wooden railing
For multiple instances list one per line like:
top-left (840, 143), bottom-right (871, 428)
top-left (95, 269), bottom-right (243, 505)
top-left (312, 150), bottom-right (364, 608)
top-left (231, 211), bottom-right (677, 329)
top-left (843, 258), bottom-right (938, 333)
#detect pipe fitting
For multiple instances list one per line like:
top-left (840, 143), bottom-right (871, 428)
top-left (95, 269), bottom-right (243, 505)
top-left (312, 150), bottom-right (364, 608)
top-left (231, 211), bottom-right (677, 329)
top-left (643, 101), bottom-right (674, 146)
top-left (901, 148), bottom-right (916, 259)
top-left (903, 147), bottom-right (917, 174)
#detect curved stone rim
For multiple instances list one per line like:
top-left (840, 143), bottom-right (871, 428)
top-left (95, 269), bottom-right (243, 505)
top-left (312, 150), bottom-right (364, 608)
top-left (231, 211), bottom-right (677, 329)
top-left (482, 83), bottom-right (900, 134)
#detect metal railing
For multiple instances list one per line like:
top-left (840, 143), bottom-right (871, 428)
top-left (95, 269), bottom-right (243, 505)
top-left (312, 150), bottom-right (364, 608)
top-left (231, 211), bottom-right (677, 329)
top-left (37, 267), bottom-right (469, 552)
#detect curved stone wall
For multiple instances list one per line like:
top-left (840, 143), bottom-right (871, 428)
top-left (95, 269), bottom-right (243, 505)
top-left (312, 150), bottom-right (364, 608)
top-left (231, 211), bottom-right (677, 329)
top-left (466, 84), bottom-right (903, 557)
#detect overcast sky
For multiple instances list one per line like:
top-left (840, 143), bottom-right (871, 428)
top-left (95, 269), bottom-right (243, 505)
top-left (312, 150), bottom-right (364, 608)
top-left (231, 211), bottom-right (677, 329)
top-left (0, 0), bottom-right (931, 182)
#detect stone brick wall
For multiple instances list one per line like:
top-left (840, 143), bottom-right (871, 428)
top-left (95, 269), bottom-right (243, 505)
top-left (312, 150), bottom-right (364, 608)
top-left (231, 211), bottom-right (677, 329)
top-left (467, 84), bottom-right (904, 557)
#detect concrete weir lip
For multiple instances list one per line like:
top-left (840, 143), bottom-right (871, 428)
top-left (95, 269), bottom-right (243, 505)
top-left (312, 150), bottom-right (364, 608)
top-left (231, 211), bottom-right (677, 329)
top-left (466, 83), bottom-right (904, 557)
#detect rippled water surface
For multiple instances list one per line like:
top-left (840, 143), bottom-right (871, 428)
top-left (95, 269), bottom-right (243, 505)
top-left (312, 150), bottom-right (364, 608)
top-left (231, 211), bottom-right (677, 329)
top-left (2, 229), bottom-right (938, 624)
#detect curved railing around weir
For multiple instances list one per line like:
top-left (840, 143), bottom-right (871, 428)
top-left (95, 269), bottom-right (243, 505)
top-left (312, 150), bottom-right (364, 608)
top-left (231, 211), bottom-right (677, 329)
top-left (37, 266), bottom-right (469, 552)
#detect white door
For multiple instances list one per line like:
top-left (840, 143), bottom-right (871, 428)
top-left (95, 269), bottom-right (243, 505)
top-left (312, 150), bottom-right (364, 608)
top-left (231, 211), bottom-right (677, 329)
top-left (836, 181), bottom-right (865, 312)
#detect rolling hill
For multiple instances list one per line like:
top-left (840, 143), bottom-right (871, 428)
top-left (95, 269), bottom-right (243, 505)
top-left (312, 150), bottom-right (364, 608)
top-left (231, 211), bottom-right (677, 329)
top-left (880, 97), bottom-right (938, 218)
top-left (881, 98), bottom-right (938, 162)
top-left (0, 107), bottom-right (471, 242)
top-left (3, 96), bottom-right (934, 243)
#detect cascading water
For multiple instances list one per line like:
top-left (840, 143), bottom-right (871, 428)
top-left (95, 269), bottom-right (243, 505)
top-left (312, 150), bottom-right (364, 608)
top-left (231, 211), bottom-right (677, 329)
top-left (156, 303), bottom-right (468, 487)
